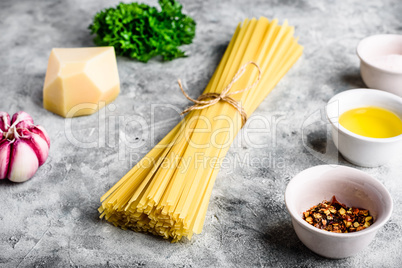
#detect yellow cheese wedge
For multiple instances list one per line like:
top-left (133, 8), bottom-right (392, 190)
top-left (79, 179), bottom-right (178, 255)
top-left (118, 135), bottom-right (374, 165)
top-left (43, 47), bottom-right (120, 117)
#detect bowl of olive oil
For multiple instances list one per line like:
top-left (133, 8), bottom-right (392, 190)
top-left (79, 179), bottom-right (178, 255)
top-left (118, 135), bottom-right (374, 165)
top-left (326, 88), bottom-right (402, 167)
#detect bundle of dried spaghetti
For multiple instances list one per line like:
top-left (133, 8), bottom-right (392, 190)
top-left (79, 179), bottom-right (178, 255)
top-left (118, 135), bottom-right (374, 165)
top-left (99, 17), bottom-right (303, 241)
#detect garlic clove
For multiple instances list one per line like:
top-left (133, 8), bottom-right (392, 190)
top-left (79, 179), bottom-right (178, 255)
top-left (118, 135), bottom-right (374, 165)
top-left (8, 140), bottom-right (39, 183)
top-left (0, 112), bottom-right (10, 132)
top-left (11, 111), bottom-right (34, 129)
top-left (29, 125), bottom-right (50, 147)
top-left (19, 129), bottom-right (49, 166)
top-left (0, 139), bottom-right (11, 179)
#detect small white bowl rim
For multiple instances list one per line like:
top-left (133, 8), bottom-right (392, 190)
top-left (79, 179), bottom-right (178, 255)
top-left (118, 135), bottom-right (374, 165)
top-left (356, 34), bottom-right (402, 75)
top-left (326, 88), bottom-right (402, 143)
top-left (285, 165), bottom-right (393, 238)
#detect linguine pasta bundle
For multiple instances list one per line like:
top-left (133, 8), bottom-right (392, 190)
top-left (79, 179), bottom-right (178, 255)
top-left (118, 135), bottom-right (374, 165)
top-left (99, 17), bottom-right (303, 241)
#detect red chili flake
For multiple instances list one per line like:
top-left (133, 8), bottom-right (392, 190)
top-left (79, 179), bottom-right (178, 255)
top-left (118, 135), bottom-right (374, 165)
top-left (302, 196), bottom-right (374, 233)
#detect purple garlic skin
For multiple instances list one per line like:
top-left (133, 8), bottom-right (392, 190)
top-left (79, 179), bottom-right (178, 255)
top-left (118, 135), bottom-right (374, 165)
top-left (0, 111), bottom-right (50, 182)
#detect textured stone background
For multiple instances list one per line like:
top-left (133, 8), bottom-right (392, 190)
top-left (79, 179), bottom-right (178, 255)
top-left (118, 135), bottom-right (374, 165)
top-left (0, 0), bottom-right (401, 267)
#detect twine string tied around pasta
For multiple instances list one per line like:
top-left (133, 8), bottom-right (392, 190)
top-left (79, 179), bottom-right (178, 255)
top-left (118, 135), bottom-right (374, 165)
top-left (178, 61), bottom-right (261, 126)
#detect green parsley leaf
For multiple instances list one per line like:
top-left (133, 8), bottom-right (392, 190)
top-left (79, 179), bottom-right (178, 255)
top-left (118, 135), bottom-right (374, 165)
top-left (89, 0), bottom-right (196, 62)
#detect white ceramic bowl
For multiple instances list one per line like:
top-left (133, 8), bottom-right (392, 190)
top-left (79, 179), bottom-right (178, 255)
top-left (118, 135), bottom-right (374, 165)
top-left (326, 88), bottom-right (402, 167)
top-left (357, 34), bottom-right (402, 97)
top-left (285, 165), bottom-right (393, 259)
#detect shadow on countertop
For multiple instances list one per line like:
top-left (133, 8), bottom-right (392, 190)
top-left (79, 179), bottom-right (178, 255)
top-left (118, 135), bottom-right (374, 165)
top-left (340, 69), bottom-right (366, 90)
top-left (260, 222), bottom-right (347, 264)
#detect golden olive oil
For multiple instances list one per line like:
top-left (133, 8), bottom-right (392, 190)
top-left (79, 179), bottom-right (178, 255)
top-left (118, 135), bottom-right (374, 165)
top-left (339, 106), bottom-right (402, 138)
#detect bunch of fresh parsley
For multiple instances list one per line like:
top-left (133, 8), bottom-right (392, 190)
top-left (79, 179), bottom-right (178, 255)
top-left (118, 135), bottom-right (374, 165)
top-left (89, 0), bottom-right (196, 62)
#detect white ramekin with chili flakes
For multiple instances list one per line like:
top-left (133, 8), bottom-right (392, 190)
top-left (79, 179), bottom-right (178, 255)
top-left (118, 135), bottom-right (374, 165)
top-left (285, 165), bottom-right (393, 259)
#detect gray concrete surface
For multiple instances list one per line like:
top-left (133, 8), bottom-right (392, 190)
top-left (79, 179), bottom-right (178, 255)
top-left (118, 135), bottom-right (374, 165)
top-left (0, 0), bottom-right (401, 267)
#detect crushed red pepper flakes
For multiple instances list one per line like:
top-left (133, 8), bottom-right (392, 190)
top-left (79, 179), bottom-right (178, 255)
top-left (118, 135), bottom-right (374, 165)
top-left (302, 196), bottom-right (374, 233)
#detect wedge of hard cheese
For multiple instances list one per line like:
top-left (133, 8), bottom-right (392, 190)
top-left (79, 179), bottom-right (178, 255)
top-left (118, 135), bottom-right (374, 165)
top-left (43, 47), bottom-right (120, 117)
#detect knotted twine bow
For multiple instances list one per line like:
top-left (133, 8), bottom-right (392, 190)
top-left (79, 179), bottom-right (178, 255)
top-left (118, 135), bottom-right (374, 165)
top-left (178, 61), bottom-right (262, 127)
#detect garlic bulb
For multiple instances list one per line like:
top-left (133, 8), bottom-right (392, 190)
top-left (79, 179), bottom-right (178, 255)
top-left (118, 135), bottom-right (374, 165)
top-left (0, 111), bottom-right (50, 182)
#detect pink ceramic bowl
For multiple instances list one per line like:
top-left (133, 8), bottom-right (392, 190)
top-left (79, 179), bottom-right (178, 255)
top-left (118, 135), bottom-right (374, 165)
top-left (357, 34), bottom-right (402, 97)
top-left (285, 165), bottom-right (393, 259)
